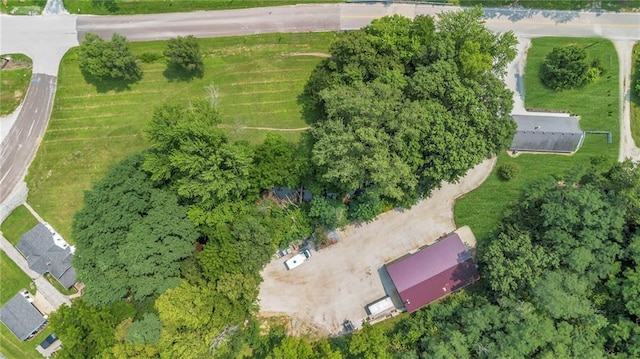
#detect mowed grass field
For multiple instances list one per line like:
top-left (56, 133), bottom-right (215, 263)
top-left (26, 32), bottom-right (335, 241)
top-left (64, 0), bottom-right (342, 15)
top-left (455, 38), bottom-right (620, 242)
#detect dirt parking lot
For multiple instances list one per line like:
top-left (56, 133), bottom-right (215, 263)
top-left (258, 157), bottom-right (495, 335)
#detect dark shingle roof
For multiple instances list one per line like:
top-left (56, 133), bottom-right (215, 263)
top-left (0, 294), bottom-right (46, 341)
top-left (510, 114), bottom-right (584, 153)
top-left (16, 224), bottom-right (76, 288)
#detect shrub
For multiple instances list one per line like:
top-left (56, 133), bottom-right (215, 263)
top-left (540, 44), bottom-right (589, 90)
top-left (498, 163), bottom-right (520, 181)
top-left (139, 52), bottom-right (163, 63)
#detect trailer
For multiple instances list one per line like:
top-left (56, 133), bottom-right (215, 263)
top-left (366, 296), bottom-right (395, 317)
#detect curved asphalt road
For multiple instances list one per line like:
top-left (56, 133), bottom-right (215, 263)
top-left (1, 3), bottom-right (640, 214)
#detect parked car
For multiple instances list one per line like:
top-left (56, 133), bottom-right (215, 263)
top-left (284, 250), bottom-right (311, 270)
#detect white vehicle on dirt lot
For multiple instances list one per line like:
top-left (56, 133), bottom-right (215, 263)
top-left (285, 250), bottom-right (311, 270)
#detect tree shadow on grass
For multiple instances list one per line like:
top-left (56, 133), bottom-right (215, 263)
top-left (162, 64), bottom-right (203, 83)
top-left (81, 69), bottom-right (137, 93)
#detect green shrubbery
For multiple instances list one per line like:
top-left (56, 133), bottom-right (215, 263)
top-left (497, 163), bottom-right (520, 181)
top-left (540, 44), bottom-right (603, 90)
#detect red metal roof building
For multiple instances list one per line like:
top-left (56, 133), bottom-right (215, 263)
top-left (386, 233), bottom-right (479, 313)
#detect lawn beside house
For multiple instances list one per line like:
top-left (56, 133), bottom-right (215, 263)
top-left (26, 32), bottom-right (334, 241)
top-left (454, 38), bottom-right (620, 242)
top-left (0, 252), bottom-right (35, 306)
top-left (0, 205), bottom-right (39, 245)
top-left (0, 324), bottom-right (53, 359)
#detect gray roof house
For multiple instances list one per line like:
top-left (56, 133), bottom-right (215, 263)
top-left (17, 223), bottom-right (77, 289)
top-left (510, 114), bottom-right (585, 153)
top-left (0, 293), bottom-right (47, 341)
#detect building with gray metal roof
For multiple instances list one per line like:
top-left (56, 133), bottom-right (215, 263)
top-left (0, 293), bottom-right (46, 341)
top-left (16, 223), bottom-right (76, 289)
top-left (510, 114), bottom-right (584, 153)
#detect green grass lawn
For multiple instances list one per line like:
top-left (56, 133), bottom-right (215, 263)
top-left (0, 252), bottom-right (35, 306)
top-left (454, 38), bottom-right (620, 243)
top-left (64, 0), bottom-right (342, 15)
top-left (631, 42), bottom-right (640, 147)
top-left (0, 323), bottom-right (53, 359)
top-left (0, 0), bottom-right (45, 14)
top-left (0, 205), bottom-right (39, 245)
top-left (0, 54), bottom-right (32, 116)
top-left (26, 32), bottom-right (334, 241)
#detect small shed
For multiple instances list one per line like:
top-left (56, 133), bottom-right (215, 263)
top-left (510, 114), bottom-right (584, 153)
top-left (0, 293), bottom-right (47, 341)
top-left (386, 233), bottom-right (479, 313)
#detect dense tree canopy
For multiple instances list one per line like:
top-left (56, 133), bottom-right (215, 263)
top-left (78, 33), bottom-right (142, 81)
top-left (73, 153), bottom-right (198, 305)
top-left (305, 9), bottom-right (517, 216)
top-left (143, 99), bottom-right (256, 227)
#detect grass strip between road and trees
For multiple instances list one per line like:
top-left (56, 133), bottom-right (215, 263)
top-left (631, 42), bottom-right (640, 147)
top-left (455, 37), bottom-right (620, 243)
top-left (0, 205), bottom-right (39, 245)
top-left (0, 53), bottom-right (33, 116)
top-left (64, 0), bottom-right (343, 15)
top-left (26, 32), bottom-right (335, 241)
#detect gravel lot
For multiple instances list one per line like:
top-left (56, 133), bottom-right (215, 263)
top-left (258, 157), bottom-right (495, 335)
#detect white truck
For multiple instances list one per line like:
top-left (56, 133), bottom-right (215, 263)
top-left (284, 250), bottom-right (311, 270)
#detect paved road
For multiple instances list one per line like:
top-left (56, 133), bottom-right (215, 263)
top-left (0, 74), bottom-right (56, 206)
top-left (76, 4), bottom-right (341, 41)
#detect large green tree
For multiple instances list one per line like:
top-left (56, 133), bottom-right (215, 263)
top-left (78, 33), bottom-right (142, 81)
top-left (73, 153), bottom-right (198, 305)
top-left (50, 300), bottom-right (136, 359)
top-left (164, 35), bottom-right (204, 75)
top-left (304, 9), bottom-right (517, 217)
top-left (540, 44), bottom-right (590, 90)
top-left (143, 99), bottom-right (255, 227)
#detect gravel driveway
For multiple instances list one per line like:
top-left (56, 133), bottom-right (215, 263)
top-left (258, 157), bottom-right (496, 335)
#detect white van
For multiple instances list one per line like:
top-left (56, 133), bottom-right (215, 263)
top-left (285, 250), bottom-right (311, 270)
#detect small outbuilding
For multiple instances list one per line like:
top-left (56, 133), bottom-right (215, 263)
top-left (0, 293), bottom-right (47, 341)
top-left (17, 223), bottom-right (77, 289)
top-left (386, 233), bottom-right (479, 313)
top-left (510, 114), bottom-right (584, 153)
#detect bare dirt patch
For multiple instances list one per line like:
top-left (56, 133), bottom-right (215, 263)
top-left (283, 52), bottom-right (331, 58)
top-left (258, 157), bottom-right (496, 336)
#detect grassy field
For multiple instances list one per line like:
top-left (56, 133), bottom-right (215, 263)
top-left (0, 252), bottom-right (35, 306)
top-left (64, 0), bottom-right (342, 14)
top-left (455, 38), bottom-right (620, 242)
top-left (632, 42), bottom-right (640, 147)
top-left (0, 205), bottom-right (39, 245)
top-left (0, 323), bottom-right (53, 359)
top-left (0, 0), bottom-right (45, 14)
top-left (0, 54), bottom-right (32, 116)
top-left (26, 32), bottom-right (334, 241)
